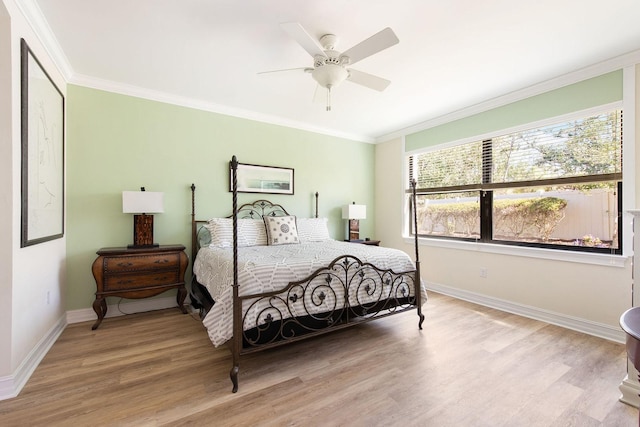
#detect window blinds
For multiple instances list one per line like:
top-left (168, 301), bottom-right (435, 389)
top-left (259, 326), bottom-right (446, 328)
top-left (409, 109), bottom-right (622, 192)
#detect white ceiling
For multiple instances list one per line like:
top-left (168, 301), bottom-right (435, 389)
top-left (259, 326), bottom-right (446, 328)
top-left (24, 0), bottom-right (640, 142)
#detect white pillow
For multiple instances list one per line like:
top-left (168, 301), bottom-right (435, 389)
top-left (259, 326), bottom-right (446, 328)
top-left (264, 215), bottom-right (300, 245)
top-left (205, 218), bottom-right (267, 248)
top-left (297, 217), bottom-right (331, 242)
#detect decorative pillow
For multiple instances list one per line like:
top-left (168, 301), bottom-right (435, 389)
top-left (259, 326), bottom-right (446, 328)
top-left (297, 217), bottom-right (331, 242)
top-left (197, 224), bottom-right (212, 248)
top-left (205, 218), bottom-right (267, 248)
top-left (264, 215), bottom-right (300, 245)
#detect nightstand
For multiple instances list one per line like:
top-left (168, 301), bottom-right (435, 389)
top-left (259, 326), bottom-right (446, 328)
top-left (345, 239), bottom-right (381, 246)
top-left (91, 244), bottom-right (188, 330)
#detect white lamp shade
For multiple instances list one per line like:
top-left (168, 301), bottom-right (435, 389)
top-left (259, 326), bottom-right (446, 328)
top-left (122, 191), bottom-right (164, 214)
top-left (342, 204), bottom-right (366, 220)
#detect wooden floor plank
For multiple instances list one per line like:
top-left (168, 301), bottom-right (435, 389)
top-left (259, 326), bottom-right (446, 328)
top-left (0, 292), bottom-right (636, 426)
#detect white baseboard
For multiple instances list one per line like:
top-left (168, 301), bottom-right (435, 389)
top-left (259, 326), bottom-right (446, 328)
top-left (427, 281), bottom-right (635, 407)
top-left (619, 373), bottom-right (640, 408)
top-left (66, 296), bottom-right (186, 324)
top-left (1, 297), bottom-right (189, 402)
top-left (0, 313), bottom-right (66, 401)
top-left (426, 281), bottom-right (625, 343)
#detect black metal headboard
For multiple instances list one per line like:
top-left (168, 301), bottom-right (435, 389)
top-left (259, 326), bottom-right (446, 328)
top-left (231, 200), bottom-right (290, 219)
top-left (189, 183), bottom-right (319, 267)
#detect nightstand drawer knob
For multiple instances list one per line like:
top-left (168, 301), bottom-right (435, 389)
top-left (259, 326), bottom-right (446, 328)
top-left (117, 262), bottom-right (134, 268)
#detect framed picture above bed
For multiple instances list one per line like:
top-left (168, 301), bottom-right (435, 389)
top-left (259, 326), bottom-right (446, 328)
top-left (20, 38), bottom-right (65, 247)
top-left (229, 162), bottom-right (294, 195)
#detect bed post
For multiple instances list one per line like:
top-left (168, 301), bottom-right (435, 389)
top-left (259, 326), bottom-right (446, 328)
top-left (230, 156), bottom-right (241, 392)
top-left (190, 184), bottom-right (197, 270)
top-left (411, 179), bottom-right (425, 329)
top-left (315, 192), bottom-right (319, 218)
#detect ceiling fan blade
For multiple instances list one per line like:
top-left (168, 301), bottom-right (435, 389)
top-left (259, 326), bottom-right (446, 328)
top-left (257, 67), bottom-right (310, 75)
top-left (347, 69), bottom-right (391, 91)
top-left (280, 22), bottom-right (327, 58)
top-left (340, 27), bottom-right (399, 65)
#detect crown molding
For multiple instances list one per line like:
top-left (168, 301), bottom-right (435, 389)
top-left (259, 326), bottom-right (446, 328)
top-left (13, 0), bottom-right (73, 80)
top-left (70, 73), bottom-right (373, 143)
top-left (14, 0), bottom-right (371, 143)
top-left (376, 49), bottom-right (640, 143)
top-left (17, 0), bottom-right (637, 146)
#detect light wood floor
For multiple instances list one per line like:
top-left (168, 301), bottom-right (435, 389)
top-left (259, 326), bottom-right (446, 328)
top-left (0, 292), bottom-right (636, 426)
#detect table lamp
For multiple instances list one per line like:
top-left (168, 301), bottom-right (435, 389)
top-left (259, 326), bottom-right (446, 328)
top-left (342, 202), bottom-right (366, 241)
top-left (122, 188), bottom-right (164, 248)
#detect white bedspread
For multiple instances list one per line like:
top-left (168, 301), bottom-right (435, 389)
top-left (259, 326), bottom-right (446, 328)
top-left (194, 240), bottom-right (426, 346)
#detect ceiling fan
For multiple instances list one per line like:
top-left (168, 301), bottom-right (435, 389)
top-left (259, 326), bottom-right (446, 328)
top-left (260, 23), bottom-right (399, 111)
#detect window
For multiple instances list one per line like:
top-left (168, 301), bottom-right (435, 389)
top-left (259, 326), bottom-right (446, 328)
top-left (407, 109), bottom-right (623, 254)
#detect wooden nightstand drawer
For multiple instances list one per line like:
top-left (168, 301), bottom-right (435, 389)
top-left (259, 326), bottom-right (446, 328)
top-left (103, 253), bottom-right (181, 274)
top-left (103, 270), bottom-right (181, 291)
top-left (91, 245), bottom-right (188, 329)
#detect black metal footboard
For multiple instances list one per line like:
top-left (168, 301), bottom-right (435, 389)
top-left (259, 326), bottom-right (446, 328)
top-left (239, 254), bottom-right (419, 350)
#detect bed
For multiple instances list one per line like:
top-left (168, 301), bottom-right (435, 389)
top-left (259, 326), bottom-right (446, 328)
top-left (190, 156), bottom-right (426, 392)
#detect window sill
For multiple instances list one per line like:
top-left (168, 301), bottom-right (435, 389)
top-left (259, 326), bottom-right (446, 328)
top-left (403, 236), bottom-right (628, 268)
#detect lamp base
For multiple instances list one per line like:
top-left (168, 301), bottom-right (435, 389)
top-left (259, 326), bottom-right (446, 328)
top-left (131, 214), bottom-right (157, 248)
top-left (348, 219), bottom-right (360, 241)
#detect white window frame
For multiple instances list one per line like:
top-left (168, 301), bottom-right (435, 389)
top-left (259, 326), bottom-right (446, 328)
top-left (402, 72), bottom-right (636, 268)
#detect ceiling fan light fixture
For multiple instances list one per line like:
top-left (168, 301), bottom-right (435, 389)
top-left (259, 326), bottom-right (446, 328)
top-left (266, 23), bottom-right (399, 111)
top-left (311, 64), bottom-right (348, 89)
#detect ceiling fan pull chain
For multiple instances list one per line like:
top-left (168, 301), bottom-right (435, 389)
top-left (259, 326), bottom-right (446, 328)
top-left (326, 85), bottom-right (332, 111)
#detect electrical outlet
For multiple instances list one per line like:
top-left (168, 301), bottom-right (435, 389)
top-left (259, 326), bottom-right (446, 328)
top-left (479, 268), bottom-right (488, 278)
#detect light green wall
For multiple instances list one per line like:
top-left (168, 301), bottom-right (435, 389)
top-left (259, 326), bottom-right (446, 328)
top-left (406, 70), bottom-right (623, 151)
top-left (66, 85), bottom-right (374, 311)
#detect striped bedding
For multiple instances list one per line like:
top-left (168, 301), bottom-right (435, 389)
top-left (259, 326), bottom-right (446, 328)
top-left (194, 240), bottom-right (426, 347)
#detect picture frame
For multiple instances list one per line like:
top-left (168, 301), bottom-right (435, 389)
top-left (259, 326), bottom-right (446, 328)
top-left (20, 39), bottom-right (65, 247)
top-left (229, 162), bottom-right (294, 195)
